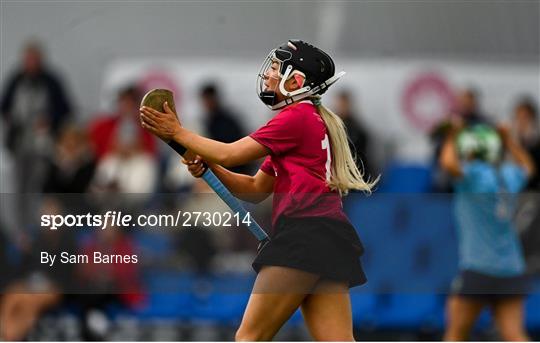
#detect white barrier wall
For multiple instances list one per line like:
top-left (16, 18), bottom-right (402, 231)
top-left (102, 58), bottom-right (539, 163)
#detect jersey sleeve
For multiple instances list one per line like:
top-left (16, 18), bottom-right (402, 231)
top-left (249, 108), bottom-right (303, 155)
top-left (259, 156), bottom-right (276, 177)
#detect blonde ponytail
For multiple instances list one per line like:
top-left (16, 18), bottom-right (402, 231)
top-left (311, 96), bottom-right (379, 196)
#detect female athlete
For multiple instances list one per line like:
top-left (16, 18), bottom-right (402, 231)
top-left (140, 40), bottom-right (377, 341)
top-left (440, 123), bottom-right (534, 341)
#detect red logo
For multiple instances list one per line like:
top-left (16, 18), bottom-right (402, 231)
top-left (401, 72), bottom-right (455, 132)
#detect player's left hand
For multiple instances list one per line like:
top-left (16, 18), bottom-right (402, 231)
top-left (181, 155), bottom-right (205, 178)
top-left (140, 101), bottom-right (182, 141)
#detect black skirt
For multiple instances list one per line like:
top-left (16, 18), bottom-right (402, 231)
top-left (252, 216), bottom-right (367, 288)
top-left (451, 270), bottom-right (531, 301)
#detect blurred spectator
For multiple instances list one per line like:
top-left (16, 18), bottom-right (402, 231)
top-left (0, 129), bottom-right (17, 241)
top-left (513, 98), bottom-right (540, 190)
top-left (0, 197), bottom-right (75, 341)
top-left (1, 40), bottom-right (73, 143)
top-left (89, 86), bottom-right (157, 193)
top-left (177, 225), bottom-right (217, 274)
top-left (199, 83), bottom-right (249, 174)
top-left (89, 85), bottom-right (156, 160)
top-left (200, 83), bottom-right (244, 145)
top-left (0, 128), bottom-right (15, 193)
top-left (76, 225), bottom-right (144, 340)
top-left (162, 156), bottom-right (197, 192)
top-left (91, 150), bottom-right (157, 194)
top-left (440, 123), bottom-right (533, 341)
top-left (454, 88), bottom-right (488, 126)
top-left (430, 88), bottom-right (490, 192)
top-left (512, 98), bottom-right (540, 275)
top-left (175, 179), bottom-right (261, 272)
top-left (42, 124), bottom-right (96, 193)
top-left (0, 40), bottom-right (73, 194)
top-left (177, 179), bottom-right (226, 272)
top-left (79, 226), bottom-right (143, 298)
top-left (333, 90), bottom-right (373, 177)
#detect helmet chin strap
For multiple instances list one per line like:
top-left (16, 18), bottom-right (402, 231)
top-left (269, 71), bottom-right (346, 110)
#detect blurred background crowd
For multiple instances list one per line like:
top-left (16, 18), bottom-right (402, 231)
top-left (0, 1), bottom-right (539, 341)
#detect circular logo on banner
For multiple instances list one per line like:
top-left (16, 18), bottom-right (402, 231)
top-left (401, 72), bottom-right (455, 132)
top-left (138, 69), bottom-right (181, 107)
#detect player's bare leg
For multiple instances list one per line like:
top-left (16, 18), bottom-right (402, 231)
top-left (0, 282), bottom-right (60, 341)
top-left (301, 279), bottom-right (354, 341)
top-left (492, 297), bottom-right (529, 341)
top-left (235, 266), bottom-right (319, 341)
top-left (444, 295), bottom-right (484, 341)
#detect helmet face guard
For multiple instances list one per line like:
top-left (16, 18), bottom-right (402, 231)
top-left (256, 40), bottom-right (346, 110)
top-left (256, 48), bottom-right (291, 108)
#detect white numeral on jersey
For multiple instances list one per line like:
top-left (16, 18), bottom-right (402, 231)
top-left (321, 134), bottom-right (332, 181)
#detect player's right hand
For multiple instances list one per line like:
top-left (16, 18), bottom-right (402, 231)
top-left (182, 155), bottom-right (205, 178)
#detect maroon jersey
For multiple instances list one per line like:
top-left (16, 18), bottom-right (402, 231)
top-left (250, 101), bottom-right (349, 227)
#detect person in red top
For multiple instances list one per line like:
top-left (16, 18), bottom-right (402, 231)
top-left (140, 40), bottom-right (377, 341)
top-left (89, 85), bottom-right (156, 160)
